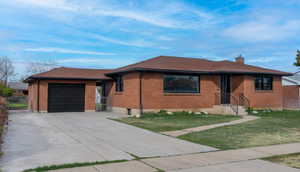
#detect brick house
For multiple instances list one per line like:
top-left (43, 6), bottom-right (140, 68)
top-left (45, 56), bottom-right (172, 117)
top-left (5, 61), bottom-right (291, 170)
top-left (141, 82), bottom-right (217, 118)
top-left (25, 56), bottom-right (291, 115)
top-left (8, 82), bottom-right (28, 96)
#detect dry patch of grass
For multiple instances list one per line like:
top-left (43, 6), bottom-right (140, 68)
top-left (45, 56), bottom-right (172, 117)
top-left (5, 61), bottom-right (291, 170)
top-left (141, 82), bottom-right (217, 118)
top-left (264, 153), bottom-right (300, 169)
top-left (179, 110), bottom-right (300, 150)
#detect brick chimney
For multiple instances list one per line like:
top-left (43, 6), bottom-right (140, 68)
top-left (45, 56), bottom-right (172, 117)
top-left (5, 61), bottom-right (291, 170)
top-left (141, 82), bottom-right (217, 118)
top-left (235, 55), bottom-right (245, 64)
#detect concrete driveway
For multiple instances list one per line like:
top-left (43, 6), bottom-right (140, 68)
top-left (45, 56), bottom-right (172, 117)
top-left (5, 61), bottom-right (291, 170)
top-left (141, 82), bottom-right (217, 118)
top-left (0, 111), bottom-right (216, 172)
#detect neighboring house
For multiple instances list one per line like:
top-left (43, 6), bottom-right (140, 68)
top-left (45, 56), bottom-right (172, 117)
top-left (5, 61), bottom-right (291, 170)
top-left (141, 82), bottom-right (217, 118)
top-left (25, 56), bottom-right (291, 115)
top-left (282, 74), bottom-right (300, 109)
top-left (8, 82), bottom-right (28, 96)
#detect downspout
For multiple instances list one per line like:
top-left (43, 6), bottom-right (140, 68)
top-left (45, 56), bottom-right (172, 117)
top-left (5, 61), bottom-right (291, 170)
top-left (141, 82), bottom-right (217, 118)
top-left (139, 72), bottom-right (144, 116)
top-left (37, 80), bottom-right (40, 112)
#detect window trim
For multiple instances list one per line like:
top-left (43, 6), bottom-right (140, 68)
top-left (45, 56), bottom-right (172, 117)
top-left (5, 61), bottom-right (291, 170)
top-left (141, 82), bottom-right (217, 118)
top-left (115, 75), bottom-right (124, 92)
top-left (163, 74), bottom-right (200, 93)
top-left (254, 75), bottom-right (273, 91)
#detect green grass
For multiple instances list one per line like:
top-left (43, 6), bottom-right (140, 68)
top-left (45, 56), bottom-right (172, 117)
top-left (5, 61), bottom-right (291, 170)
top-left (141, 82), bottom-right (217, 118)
top-left (114, 111), bottom-right (240, 132)
top-left (179, 110), bottom-right (300, 150)
top-left (23, 160), bottom-right (128, 172)
top-left (263, 153), bottom-right (300, 169)
top-left (8, 103), bottom-right (27, 110)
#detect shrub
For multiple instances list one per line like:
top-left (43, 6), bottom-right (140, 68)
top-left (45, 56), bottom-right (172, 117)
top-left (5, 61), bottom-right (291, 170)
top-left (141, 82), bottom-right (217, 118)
top-left (0, 84), bottom-right (13, 97)
top-left (0, 96), bottom-right (8, 156)
top-left (158, 110), bottom-right (167, 114)
top-left (246, 107), bottom-right (254, 114)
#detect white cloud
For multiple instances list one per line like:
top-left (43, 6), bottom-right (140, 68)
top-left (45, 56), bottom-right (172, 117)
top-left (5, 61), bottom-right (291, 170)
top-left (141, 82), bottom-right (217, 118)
top-left (247, 57), bottom-right (278, 63)
top-left (92, 34), bottom-right (154, 47)
top-left (12, 0), bottom-right (215, 29)
top-left (223, 20), bottom-right (300, 42)
top-left (157, 35), bottom-right (174, 41)
top-left (24, 47), bottom-right (115, 55)
top-left (57, 58), bottom-right (131, 67)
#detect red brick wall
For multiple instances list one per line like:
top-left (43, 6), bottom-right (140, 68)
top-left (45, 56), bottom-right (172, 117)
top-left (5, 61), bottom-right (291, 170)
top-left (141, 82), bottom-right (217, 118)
top-left (141, 73), bottom-right (219, 110)
top-left (243, 76), bottom-right (283, 109)
top-left (28, 82), bottom-right (38, 111)
top-left (28, 80), bottom-right (96, 112)
top-left (231, 75), bottom-right (245, 98)
top-left (108, 72), bottom-right (140, 109)
top-left (283, 85), bottom-right (300, 109)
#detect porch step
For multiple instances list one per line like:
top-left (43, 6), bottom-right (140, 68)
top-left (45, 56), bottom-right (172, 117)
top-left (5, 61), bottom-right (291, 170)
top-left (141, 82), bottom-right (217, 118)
top-left (212, 105), bottom-right (248, 116)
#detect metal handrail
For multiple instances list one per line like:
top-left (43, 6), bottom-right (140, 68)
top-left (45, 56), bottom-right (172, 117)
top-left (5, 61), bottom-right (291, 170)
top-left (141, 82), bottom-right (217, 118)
top-left (229, 94), bottom-right (239, 115)
top-left (215, 92), bottom-right (239, 115)
top-left (96, 96), bottom-right (112, 112)
top-left (239, 93), bottom-right (250, 109)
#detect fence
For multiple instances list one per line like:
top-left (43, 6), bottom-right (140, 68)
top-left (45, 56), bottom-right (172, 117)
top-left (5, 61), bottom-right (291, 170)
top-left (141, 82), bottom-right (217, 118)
top-left (96, 97), bottom-right (112, 112)
top-left (283, 97), bottom-right (300, 110)
top-left (283, 86), bottom-right (300, 110)
top-left (6, 95), bottom-right (27, 104)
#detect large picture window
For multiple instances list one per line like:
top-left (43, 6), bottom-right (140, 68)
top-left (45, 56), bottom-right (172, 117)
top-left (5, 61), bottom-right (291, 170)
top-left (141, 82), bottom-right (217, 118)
top-left (115, 75), bottom-right (123, 92)
top-left (164, 74), bottom-right (200, 93)
top-left (255, 75), bottom-right (273, 91)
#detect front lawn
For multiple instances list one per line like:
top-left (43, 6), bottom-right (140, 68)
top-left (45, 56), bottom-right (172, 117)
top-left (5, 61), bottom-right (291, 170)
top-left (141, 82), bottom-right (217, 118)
top-left (179, 110), bottom-right (300, 150)
top-left (114, 111), bottom-right (240, 132)
top-left (263, 153), bottom-right (300, 169)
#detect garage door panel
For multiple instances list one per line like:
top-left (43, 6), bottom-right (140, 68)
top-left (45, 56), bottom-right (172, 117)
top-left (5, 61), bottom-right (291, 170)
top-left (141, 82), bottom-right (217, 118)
top-left (48, 83), bottom-right (85, 113)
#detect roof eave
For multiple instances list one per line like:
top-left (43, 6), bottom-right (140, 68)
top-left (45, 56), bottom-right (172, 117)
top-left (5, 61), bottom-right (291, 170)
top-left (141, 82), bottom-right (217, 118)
top-left (25, 76), bottom-right (113, 82)
top-left (105, 68), bottom-right (292, 76)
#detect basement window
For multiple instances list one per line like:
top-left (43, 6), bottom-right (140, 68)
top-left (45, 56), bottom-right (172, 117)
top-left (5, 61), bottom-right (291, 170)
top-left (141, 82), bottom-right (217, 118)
top-left (164, 74), bottom-right (200, 93)
top-left (115, 75), bottom-right (123, 92)
top-left (255, 75), bottom-right (273, 91)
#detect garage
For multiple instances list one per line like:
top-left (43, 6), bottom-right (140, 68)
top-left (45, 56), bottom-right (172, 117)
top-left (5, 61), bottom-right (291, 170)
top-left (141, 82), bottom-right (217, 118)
top-left (25, 67), bottom-right (113, 113)
top-left (48, 83), bottom-right (85, 113)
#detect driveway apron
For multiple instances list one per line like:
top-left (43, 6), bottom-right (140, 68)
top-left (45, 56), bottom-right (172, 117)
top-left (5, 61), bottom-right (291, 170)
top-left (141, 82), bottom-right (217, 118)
top-left (0, 111), bottom-right (216, 172)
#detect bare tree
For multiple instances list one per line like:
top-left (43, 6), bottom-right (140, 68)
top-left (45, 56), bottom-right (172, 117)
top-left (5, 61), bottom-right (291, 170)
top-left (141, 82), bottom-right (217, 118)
top-left (26, 60), bottom-right (58, 75)
top-left (0, 56), bottom-right (15, 86)
top-left (20, 60), bottom-right (58, 81)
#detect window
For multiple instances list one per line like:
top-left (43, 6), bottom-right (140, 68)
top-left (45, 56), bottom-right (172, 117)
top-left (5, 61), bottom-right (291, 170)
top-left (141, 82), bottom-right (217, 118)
top-left (164, 74), bottom-right (200, 93)
top-left (115, 75), bottom-right (123, 92)
top-left (255, 75), bottom-right (273, 90)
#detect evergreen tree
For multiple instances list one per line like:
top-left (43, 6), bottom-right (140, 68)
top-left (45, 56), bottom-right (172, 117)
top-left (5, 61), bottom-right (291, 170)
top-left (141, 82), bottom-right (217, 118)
top-left (294, 50), bottom-right (300, 67)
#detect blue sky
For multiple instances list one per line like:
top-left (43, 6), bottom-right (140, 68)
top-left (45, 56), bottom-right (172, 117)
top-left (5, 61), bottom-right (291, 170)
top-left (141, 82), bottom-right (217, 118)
top-left (0, 0), bottom-right (299, 78)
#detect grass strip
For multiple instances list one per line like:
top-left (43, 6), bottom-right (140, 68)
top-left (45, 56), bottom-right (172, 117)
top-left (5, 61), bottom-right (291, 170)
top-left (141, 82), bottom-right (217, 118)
top-left (23, 160), bottom-right (128, 172)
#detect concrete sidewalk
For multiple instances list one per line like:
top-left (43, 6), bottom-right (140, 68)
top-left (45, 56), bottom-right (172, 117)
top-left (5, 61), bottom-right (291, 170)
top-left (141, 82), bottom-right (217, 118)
top-left (171, 160), bottom-right (300, 172)
top-left (49, 142), bottom-right (300, 172)
top-left (162, 115), bottom-right (259, 137)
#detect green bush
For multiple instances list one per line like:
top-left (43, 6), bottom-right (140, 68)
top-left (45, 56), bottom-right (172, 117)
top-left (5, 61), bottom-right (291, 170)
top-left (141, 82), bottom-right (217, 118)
top-left (0, 84), bottom-right (13, 97)
top-left (246, 107), bottom-right (254, 114)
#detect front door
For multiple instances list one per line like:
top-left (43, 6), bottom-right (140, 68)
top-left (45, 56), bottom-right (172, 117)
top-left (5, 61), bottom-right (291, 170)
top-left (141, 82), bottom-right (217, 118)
top-left (220, 75), bottom-right (231, 104)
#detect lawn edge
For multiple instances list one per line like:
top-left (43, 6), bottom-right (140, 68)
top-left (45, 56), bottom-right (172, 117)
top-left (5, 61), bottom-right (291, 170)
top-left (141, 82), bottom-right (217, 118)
top-left (262, 152), bottom-right (300, 169)
top-left (22, 159), bottom-right (128, 172)
top-left (111, 114), bottom-right (241, 133)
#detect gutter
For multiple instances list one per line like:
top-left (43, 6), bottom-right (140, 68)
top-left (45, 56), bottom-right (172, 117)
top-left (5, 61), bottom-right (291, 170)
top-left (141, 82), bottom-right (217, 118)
top-left (25, 77), bottom-right (113, 82)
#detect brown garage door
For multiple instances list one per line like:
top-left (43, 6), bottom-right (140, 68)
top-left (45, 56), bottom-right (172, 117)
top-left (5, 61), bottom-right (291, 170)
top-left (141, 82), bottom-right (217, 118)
top-left (48, 83), bottom-right (85, 113)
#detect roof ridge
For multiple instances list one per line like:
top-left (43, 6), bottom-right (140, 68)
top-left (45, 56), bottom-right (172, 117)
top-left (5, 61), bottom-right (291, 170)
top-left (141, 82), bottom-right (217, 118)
top-left (112, 56), bottom-right (214, 72)
top-left (113, 56), bottom-right (162, 71)
top-left (61, 67), bottom-right (113, 70)
top-left (31, 67), bottom-right (63, 77)
top-left (159, 55), bottom-right (215, 62)
top-left (221, 60), bottom-right (286, 73)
